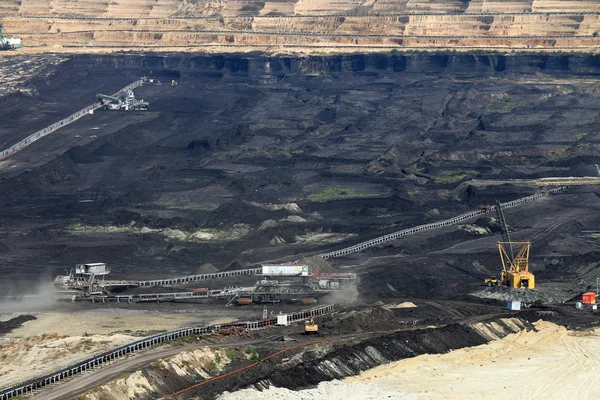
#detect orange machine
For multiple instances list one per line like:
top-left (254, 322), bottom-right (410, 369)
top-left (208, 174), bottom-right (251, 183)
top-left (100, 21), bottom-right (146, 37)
top-left (582, 292), bottom-right (596, 304)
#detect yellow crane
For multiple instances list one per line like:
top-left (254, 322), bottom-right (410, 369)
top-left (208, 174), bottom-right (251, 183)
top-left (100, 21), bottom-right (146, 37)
top-left (498, 241), bottom-right (534, 288)
top-left (494, 201), bottom-right (535, 289)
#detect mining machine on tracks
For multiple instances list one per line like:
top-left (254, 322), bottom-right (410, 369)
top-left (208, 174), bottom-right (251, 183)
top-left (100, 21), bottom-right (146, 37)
top-left (0, 24), bottom-right (21, 50)
top-left (495, 201), bottom-right (535, 289)
top-left (97, 89), bottom-right (148, 111)
top-left (304, 318), bottom-right (319, 334)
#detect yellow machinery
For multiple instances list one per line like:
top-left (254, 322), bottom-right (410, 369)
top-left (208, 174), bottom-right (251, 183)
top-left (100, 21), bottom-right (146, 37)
top-left (304, 318), bottom-right (319, 334)
top-left (494, 201), bottom-right (535, 289)
top-left (484, 276), bottom-right (499, 287)
top-left (498, 241), bottom-right (535, 288)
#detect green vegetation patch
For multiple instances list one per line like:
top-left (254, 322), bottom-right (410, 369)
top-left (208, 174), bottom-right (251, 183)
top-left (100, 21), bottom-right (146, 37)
top-left (431, 169), bottom-right (478, 185)
top-left (307, 187), bottom-right (383, 202)
top-left (224, 348), bottom-right (236, 361)
top-left (65, 223), bottom-right (84, 231)
top-left (158, 199), bottom-right (219, 211)
top-left (244, 346), bottom-right (260, 361)
top-left (204, 361), bottom-right (219, 375)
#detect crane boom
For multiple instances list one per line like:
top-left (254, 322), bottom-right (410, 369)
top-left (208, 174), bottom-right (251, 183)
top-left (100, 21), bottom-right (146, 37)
top-left (492, 201), bottom-right (535, 289)
top-left (0, 24), bottom-right (7, 50)
top-left (495, 200), bottom-right (514, 260)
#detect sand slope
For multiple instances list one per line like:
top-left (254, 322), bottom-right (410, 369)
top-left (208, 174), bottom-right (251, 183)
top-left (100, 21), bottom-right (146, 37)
top-left (347, 320), bottom-right (600, 400)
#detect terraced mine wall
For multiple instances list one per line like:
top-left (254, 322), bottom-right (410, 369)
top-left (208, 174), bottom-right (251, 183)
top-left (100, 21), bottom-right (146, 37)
top-left (50, 53), bottom-right (600, 80)
top-left (4, 2), bottom-right (600, 53)
top-left (148, 317), bottom-right (533, 399)
top-left (2, 0), bottom-right (600, 19)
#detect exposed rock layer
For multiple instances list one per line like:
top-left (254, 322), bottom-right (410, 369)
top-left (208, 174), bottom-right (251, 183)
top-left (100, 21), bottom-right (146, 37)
top-left (2, 0), bottom-right (600, 53)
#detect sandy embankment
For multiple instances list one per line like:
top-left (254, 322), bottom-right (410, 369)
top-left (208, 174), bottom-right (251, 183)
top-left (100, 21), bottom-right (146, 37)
top-left (347, 320), bottom-right (600, 400)
top-left (0, 309), bottom-right (194, 388)
top-left (220, 320), bottom-right (600, 400)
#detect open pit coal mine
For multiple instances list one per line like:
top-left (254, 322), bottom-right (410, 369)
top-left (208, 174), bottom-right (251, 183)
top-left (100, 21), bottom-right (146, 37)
top-left (2, 53), bottom-right (600, 399)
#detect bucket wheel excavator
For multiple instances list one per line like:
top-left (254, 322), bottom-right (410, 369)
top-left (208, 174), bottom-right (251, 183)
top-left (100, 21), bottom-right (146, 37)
top-left (495, 200), bottom-right (535, 289)
top-left (0, 24), bottom-right (21, 50)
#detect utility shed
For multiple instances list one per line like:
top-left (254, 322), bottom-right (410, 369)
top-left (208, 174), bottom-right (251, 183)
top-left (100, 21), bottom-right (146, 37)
top-left (507, 300), bottom-right (521, 311)
top-left (261, 264), bottom-right (309, 277)
top-left (75, 263), bottom-right (109, 275)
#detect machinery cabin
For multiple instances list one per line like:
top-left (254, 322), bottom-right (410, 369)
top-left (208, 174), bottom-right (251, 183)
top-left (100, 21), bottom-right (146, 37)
top-left (0, 25), bottom-right (21, 50)
top-left (498, 241), bottom-right (535, 289)
top-left (484, 276), bottom-right (499, 287)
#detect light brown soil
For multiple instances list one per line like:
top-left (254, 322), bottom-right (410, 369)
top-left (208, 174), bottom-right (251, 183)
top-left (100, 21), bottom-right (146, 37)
top-left (347, 320), bottom-right (600, 399)
top-left (0, 309), bottom-right (195, 387)
top-left (3, 0), bottom-right (600, 54)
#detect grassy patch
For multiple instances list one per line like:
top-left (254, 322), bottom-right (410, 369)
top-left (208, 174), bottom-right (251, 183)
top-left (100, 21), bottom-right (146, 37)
top-left (407, 189), bottom-right (421, 198)
top-left (204, 361), bottom-right (218, 375)
top-left (433, 174), bottom-right (467, 184)
top-left (244, 347), bottom-right (260, 361)
top-left (158, 200), bottom-right (218, 211)
top-left (307, 187), bottom-right (382, 202)
top-left (224, 348), bottom-right (236, 361)
top-left (65, 223), bottom-right (84, 231)
top-left (432, 169), bottom-right (478, 185)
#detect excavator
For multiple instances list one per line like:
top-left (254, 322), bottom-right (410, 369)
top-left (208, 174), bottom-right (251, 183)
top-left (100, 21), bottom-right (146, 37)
top-left (491, 200), bottom-right (535, 289)
top-left (304, 318), bottom-right (319, 334)
top-left (484, 276), bottom-right (500, 287)
top-left (97, 89), bottom-right (148, 111)
top-left (0, 24), bottom-right (21, 50)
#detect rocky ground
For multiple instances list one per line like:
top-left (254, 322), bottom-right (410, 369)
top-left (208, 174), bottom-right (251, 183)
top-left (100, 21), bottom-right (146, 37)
top-left (1, 53), bottom-right (600, 298)
top-left (1, 52), bottom-right (600, 398)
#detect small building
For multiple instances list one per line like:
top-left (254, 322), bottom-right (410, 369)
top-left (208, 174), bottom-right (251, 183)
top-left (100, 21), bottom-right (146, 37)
top-left (75, 263), bottom-right (110, 276)
top-left (507, 300), bottom-right (521, 311)
top-left (261, 264), bottom-right (309, 277)
top-left (582, 292), bottom-right (596, 304)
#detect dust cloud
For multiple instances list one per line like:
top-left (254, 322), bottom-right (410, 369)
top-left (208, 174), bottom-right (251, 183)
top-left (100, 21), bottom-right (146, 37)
top-left (0, 281), bottom-right (59, 314)
top-left (322, 284), bottom-right (360, 305)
